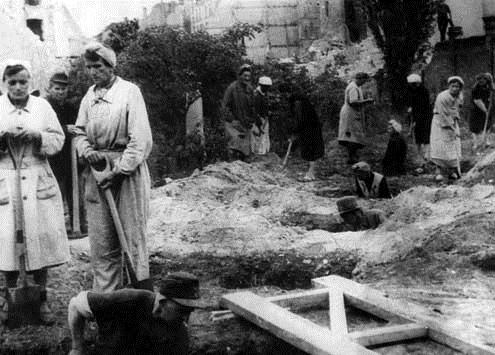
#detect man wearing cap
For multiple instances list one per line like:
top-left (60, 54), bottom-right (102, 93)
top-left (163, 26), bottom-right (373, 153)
top-left (74, 43), bottom-right (153, 292)
top-left (222, 64), bottom-right (255, 161)
top-left (68, 272), bottom-right (206, 355)
top-left (251, 76), bottom-right (272, 155)
top-left (337, 196), bottom-right (385, 231)
top-left (352, 161), bottom-right (391, 199)
top-left (46, 72), bottom-right (81, 236)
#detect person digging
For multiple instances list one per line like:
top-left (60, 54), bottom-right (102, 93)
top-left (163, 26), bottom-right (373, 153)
top-left (352, 161), bottom-right (392, 199)
top-left (68, 272), bottom-right (207, 355)
top-left (337, 196), bottom-right (386, 232)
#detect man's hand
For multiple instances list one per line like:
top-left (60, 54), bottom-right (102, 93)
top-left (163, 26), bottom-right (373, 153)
top-left (97, 166), bottom-right (124, 190)
top-left (66, 125), bottom-right (78, 136)
top-left (84, 150), bottom-right (105, 165)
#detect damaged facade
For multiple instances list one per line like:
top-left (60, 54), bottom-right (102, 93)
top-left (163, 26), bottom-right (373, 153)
top-left (0, 0), bottom-right (87, 91)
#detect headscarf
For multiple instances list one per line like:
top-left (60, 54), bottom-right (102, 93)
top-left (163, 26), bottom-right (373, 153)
top-left (1, 59), bottom-right (32, 81)
top-left (84, 42), bottom-right (117, 68)
top-left (352, 161), bottom-right (371, 173)
top-left (238, 64), bottom-right (252, 76)
top-left (407, 73), bottom-right (422, 84)
top-left (388, 119), bottom-right (402, 133)
top-left (474, 72), bottom-right (494, 90)
top-left (447, 76), bottom-right (464, 87)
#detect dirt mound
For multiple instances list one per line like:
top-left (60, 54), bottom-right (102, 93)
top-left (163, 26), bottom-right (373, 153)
top-left (461, 148), bottom-right (495, 185)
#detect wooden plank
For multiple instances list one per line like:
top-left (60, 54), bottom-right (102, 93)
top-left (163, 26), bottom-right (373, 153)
top-left (350, 323), bottom-right (428, 347)
top-left (267, 288), bottom-right (329, 310)
top-left (313, 276), bottom-right (495, 355)
top-left (221, 291), bottom-right (377, 355)
top-left (329, 287), bottom-right (348, 336)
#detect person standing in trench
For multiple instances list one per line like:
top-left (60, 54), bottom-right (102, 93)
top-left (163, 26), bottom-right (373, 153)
top-left (74, 43), bottom-right (153, 292)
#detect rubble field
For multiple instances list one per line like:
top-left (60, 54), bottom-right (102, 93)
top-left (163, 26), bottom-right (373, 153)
top-left (1, 152), bottom-right (495, 354)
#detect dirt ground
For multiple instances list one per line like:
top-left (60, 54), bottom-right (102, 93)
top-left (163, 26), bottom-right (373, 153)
top-left (1, 134), bottom-right (495, 354)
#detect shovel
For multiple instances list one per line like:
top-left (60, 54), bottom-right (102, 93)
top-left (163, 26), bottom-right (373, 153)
top-left (281, 139), bottom-right (293, 170)
top-left (90, 157), bottom-right (145, 289)
top-left (70, 137), bottom-right (83, 239)
top-left (6, 137), bottom-right (41, 328)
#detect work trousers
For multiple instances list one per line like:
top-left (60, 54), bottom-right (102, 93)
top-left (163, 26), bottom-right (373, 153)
top-left (84, 164), bottom-right (151, 292)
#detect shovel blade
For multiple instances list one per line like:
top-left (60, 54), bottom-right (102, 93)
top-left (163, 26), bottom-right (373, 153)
top-left (7, 285), bottom-right (42, 328)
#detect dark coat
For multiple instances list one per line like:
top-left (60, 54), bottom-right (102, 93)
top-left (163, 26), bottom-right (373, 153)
top-left (406, 85), bottom-right (432, 144)
top-left (290, 94), bottom-right (325, 161)
top-left (88, 289), bottom-right (189, 355)
top-left (382, 131), bottom-right (407, 176)
top-left (470, 84), bottom-right (493, 134)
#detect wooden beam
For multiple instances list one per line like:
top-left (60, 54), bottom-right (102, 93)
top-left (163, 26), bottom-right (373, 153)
top-left (267, 288), bottom-right (329, 310)
top-left (221, 291), bottom-right (377, 355)
top-left (350, 323), bottom-right (428, 347)
top-left (313, 276), bottom-right (495, 355)
top-left (329, 287), bottom-right (348, 336)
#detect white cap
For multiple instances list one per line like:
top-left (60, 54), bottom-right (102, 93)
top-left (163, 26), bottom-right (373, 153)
top-left (258, 76), bottom-right (272, 86)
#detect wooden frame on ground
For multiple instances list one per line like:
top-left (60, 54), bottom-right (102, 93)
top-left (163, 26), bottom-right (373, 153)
top-left (219, 275), bottom-right (495, 355)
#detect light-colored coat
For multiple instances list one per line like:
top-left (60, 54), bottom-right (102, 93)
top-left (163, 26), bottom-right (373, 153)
top-left (430, 89), bottom-right (463, 167)
top-left (0, 95), bottom-right (69, 271)
top-left (338, 81), bottom-right (366, 146)
top-left (75, 77), bottom-right (153, 291)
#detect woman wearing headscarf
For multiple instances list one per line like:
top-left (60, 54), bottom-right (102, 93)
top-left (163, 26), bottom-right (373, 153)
top-left (0, 60), bottom-right (69, 323)
top-left (382, 120), bottom-right (407, 176)
top-left (405, 73), bottom-right (432, 164)
top-left (338, 72), bottom-right (374, 164)
top-left (75, 43), bottom-right (153, 292)
top-left (430, 76), bottom-right (464, 182)
top-left (222, 64), bottom-right (255, 161)
top-left (470, 72), bottom-right (494, 150)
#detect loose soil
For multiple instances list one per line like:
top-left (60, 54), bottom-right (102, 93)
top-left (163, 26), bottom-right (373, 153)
top-left (1, 137), bottom-right (495, 354)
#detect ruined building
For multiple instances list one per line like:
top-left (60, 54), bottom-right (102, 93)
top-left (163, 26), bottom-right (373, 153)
top-left (0, 0), bottom-right (87, 91)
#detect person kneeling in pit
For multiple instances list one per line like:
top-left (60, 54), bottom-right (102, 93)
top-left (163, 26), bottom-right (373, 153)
top-left (68, 272), bottom-right (207, 355)
top-left (352, 161), bottom-right (392, 199)
top-left (337, 196), bottom-right (386, 231)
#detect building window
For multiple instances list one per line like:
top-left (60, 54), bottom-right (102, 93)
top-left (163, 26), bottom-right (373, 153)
top-left (25, 0), bottom-right (41, 5)
top-left (26, 19), bottom-right (43, 41)
top-left (325, 1), bottom-right (329, 17)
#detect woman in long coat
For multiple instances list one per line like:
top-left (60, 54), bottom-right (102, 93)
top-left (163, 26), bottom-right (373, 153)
top-left (405, 73), bottom-right (432, 163)
top-left (75, 43), bottom-right (153, 292)
top-left (0, 60), bottom-right (69, 323)
top-left (430, 76), bottom-right (464, 182)
top-left (289, 92), bottom-right (325, 181)
top-left (470, 73), bottom-right (494, 150)
top-left (222, 64), bottom-right (255, 160)
top-left (338, 72), bottom-right (374, 164)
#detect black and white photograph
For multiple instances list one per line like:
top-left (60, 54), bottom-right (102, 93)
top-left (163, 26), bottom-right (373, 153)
top-left (0, 0), bottom-right (494, 354)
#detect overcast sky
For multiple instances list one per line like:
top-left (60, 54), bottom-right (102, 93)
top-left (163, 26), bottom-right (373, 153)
top-left (62, 0), bottom-right (161, 37)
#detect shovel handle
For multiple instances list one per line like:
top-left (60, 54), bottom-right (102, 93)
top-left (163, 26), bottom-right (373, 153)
top-left (6, 138), bottom-right (28, 284)
top-left (71, 139), bottom-right (81, 235)
top-left (282, 140), bottom-right (293, 167)
top-left (102, 189), bottom-right (139, 286)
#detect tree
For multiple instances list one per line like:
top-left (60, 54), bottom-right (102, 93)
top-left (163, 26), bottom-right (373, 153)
top-left (365, 0), bottom-right (438, 107)
top-left (97, 18), bottom-right (140, 54)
